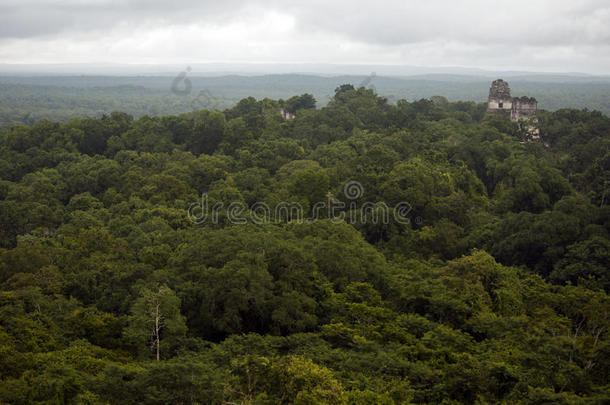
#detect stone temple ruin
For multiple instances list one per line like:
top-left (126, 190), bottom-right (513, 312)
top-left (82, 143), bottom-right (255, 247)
top-left (486, 79), bottom-right (537, 121)
top-left (486, 79), bottom-right (539, 140)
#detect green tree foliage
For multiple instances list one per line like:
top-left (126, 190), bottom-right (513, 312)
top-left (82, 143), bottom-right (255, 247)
top-left (0, 87), bottom-right (609, 403)
top-left (282, 93), bottom-right (317, 114)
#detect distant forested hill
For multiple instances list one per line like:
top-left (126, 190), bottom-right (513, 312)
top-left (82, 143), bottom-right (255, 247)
top-left (1, 73), bottom-right (610, 129)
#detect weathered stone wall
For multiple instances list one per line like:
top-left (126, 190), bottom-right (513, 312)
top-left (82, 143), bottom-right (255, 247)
top-left (488, 98), bottom-right (513, 110)
top-left (486, 79), bottom-right (537, 122)
top-left (511, 96), bottom-right (537, 121)
top-left (489, 79), bottom-right (511, 98)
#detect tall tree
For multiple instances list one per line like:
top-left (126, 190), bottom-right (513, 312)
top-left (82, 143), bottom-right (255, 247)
top-left (125, 285), bottom-right (186, 361)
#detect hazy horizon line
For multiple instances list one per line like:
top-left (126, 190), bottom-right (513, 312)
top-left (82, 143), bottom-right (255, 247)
top-left (0, 62), bottom-right (607, 78)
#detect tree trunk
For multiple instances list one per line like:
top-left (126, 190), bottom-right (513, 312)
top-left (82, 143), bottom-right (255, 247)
top-left (155, 303), bottom-right (160, 361)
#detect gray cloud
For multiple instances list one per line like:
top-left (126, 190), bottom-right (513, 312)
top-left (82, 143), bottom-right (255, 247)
top-left (3, 0), bottom-right (609, 45)
top-left (0, 0), bottom-right (608, 73)
top-left (283, 0), bottom-right (610, 47)
top-left (0, 0), bottom-right (248, 38)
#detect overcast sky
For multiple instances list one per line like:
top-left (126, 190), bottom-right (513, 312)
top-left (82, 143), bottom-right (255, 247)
top-left (0, 0), bottom-right (609, 74)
